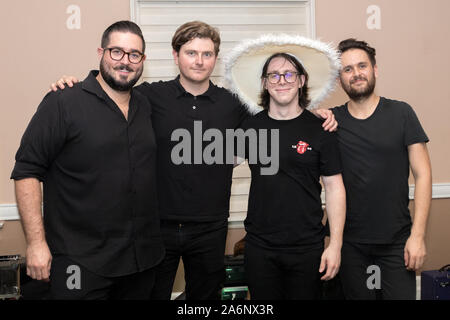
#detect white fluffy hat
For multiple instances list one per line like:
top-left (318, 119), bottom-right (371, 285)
top-left (223, 34), bottom-right (341, 114)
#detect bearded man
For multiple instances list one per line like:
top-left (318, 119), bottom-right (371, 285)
top-left (10, 21), bottom-right (164, 300)
top-left (331, 38), bottom-right (432, 300)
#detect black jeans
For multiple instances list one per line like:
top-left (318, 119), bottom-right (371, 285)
top-left (49, 255), bottom-right (156, 300)
top-left (245, 241), bottom-right (324, 300)
top-left (339, 242), bottom-right (416, 300)
top-left (150, 219), bottom-right (228, 300)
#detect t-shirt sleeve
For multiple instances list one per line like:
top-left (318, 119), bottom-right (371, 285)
top-left (234, 100), bottom-right (252, 130)
top-left (235, 116), bottom-right (251, 160)
top-left (403, 104), bottom-right (429, 146)
top-left (11, 92), bottom-right (68, 181)
top-left (319, 131), bottom-right (342, 177)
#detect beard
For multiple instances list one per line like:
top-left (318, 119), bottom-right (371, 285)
top-left (99, 58), bottom-right (142, 92)
top-left (342, 74), bottom-right (376, 101)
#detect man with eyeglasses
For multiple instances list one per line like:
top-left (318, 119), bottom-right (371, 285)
top-left (10, 21), bottom-right (164, 299)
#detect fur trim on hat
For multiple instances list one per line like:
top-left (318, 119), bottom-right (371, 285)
top-left (224, 34), bottom-right (341, 114)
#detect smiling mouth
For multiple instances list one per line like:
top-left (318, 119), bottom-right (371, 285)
top-left (115, 65), bottom-right (134, 73)
top-left (351, 78), bottom-right (366, 84)
top-left (275, 88), bottom-right (292, 92)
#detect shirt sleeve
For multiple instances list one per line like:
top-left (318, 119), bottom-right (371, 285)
top-left (319, 131), bottom-right (343, 177)
top-left (403, 104), bottom-right (429, 146)
top-left (235, 103), bottom-right (251, 129)
top-left (11, 92), bottom-right (68, 181)
top-left (134, 81), bottom-right (152, 99)
top-left (234, 116), bottom-right (250, 160)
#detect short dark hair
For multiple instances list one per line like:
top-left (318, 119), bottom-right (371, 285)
top-left (101, 20), bottom-right (146, 53)
top-left (338, 38), bottom-right (376, 66)
top-left (258, 52), bottom-right (310, 110)
top-left (172, 21), bottom-right (221, 55)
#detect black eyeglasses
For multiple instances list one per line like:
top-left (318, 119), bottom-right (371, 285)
top-left (265, 72), bottom-right (300, 84)
top-left (104, 47), bottom-right (145, 64)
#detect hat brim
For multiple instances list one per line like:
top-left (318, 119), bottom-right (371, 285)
top-left (224, 34), bottom-right (341, 114)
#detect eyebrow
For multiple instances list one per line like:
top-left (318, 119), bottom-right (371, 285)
top-left (267, 69), bottom-right (297, 73)
top-left (185, 49), bottom-right (214, 53)
top-left (109, 46), bottom-right (143, 54)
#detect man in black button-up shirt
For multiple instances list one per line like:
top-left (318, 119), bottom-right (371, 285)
top-left (52, 22), bottom-right (249, 300)
top-left (11, 21), bottom-right (164, 299)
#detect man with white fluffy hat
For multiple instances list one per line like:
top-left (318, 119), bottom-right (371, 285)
top-left (224, 34), bottom-right (346, 299)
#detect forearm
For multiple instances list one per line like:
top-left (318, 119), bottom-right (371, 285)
top-left (323, 176), bottom-right (346, 248)
top-left (411, 174), bottom-right (432, 239)
top-left (15, 178), bottom-right (46, 245)
top-left (408, 143), bottom-right (432, 239)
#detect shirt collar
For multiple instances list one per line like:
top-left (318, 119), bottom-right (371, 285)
top-left (174, 75), bottom-right (219, 102)
top-left (81, 70), bottom-right (108, 100)
top-left (81, 70), bottom-right (140, 102)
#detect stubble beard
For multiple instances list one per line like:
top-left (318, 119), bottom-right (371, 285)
top-left (343, 75), bottom-right (376, 102)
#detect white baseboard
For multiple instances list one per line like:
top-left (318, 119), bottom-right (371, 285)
top-left (0, 204), bottom-right (21, 221)
top-left (1, 183), bottom-right (450, 222)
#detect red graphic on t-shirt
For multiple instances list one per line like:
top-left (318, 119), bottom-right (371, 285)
top-left (296, 141), bottom-right (309, 154)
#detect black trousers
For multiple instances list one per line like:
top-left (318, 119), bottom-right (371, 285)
top-left (339, 241), bottom-right (416, 300)
top-left (49, 255), bottom-right (156, 300)
top-left (245, 241), bottom-right (324, 300)
top-left (150, 219), bottom-right (228, 300)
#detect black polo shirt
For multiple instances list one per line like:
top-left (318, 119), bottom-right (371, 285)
top-left (11, 71), bottom-right (164, 277)
top-left (136, 76), bottom-right (249, 222)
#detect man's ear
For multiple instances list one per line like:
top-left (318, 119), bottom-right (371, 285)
top-left (172, 50), bottom-right (179, 65)
top-left (299, 74), bottom-right (306, 88)
top-left (97, 48), bottom-right (104, 59)
top-left (374, 64), bottom-right (379, 79)
top-left (262, 78), bottom-right (267, 90)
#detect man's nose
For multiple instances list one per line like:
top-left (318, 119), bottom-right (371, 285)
top-left (195, 54), bottom-right (203, 65)
top-left (120, 53), bottom-right (132, 64)
top-left (353, 67), bottom-right (362, 77)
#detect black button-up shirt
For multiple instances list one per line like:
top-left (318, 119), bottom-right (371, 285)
top-left (137, 76), bottom-right (249, 222)
top-left (11, 71), bottom-right (164, 277)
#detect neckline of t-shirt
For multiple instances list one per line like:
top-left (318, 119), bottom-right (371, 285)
top-left (265, 109), bottom-right (307, 123)
top-left (344, 97), bottom-right (384, 121)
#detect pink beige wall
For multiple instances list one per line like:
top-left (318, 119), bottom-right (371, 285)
top-left (0, 0), bottom-right (449, 291)
top-left (0, 1), bottom-right (130, 203)
top-left (316, 0), bottom-right (450, 183)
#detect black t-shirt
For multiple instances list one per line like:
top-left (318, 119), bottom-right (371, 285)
top-left (136, 76), bottom-right (249, 222)
top-left (11, 71), bottom-right (164, 277)
top-left (332, 97), bottom-right (429, 244)
top-left (241, 110), bottom-right (342, 250)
